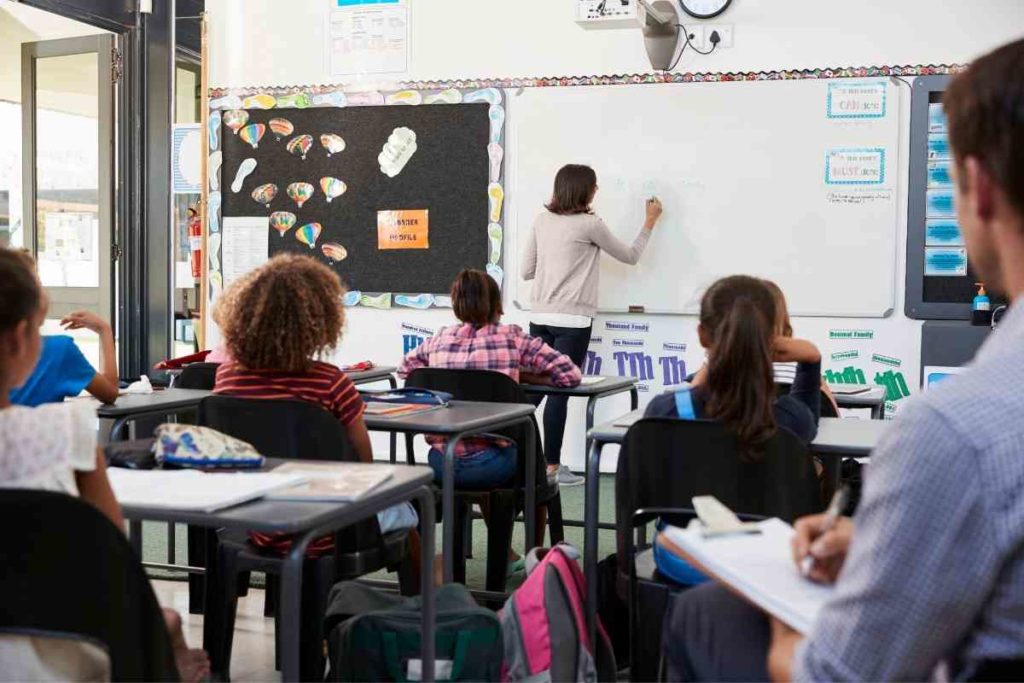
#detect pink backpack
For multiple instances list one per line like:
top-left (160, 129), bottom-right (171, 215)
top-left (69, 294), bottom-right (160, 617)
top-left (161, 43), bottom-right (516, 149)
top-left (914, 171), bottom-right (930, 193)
top-left (499, 545), bottom-right (617, 682)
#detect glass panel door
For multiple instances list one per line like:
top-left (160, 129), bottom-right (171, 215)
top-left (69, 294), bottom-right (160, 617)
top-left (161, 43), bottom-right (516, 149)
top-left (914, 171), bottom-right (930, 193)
top-left (22, 35), bottom-right (114, 345)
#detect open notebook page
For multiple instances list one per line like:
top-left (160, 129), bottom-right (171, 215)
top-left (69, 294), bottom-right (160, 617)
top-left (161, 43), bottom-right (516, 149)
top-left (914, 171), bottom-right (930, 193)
top-left (660, 518), bottom-right (834, 634)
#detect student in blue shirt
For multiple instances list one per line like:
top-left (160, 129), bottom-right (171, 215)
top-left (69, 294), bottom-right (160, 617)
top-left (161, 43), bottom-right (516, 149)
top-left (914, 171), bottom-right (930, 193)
top-left (643, 275), bottom-right (822, 585)
top-left (10, 308), bottom-right (119, 406)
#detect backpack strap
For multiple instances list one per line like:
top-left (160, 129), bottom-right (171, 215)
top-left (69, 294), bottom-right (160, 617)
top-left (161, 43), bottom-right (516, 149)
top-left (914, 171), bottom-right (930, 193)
top-left (674, 387), bottom-right (697, 420)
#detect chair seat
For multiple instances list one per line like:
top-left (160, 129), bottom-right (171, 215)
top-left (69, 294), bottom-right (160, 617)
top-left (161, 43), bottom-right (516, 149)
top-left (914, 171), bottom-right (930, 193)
top-left (217, 527), bottom-right (410, 578)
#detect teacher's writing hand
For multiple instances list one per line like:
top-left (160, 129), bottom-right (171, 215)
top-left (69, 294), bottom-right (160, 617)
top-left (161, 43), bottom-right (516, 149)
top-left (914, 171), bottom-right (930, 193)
top-left (644, 197), bottom-right (663, 229)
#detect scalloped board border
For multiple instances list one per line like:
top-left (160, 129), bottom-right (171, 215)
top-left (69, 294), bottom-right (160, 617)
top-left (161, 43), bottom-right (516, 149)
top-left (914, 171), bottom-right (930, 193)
top-left (207, 87), bottom-right (506, 310)
top-left (208, 63), bottom-right (966, 98)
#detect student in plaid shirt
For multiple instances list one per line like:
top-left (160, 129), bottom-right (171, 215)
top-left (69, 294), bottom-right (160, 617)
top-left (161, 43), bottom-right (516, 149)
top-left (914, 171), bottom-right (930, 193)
top-left (399, 269), bottom-right (581, 490)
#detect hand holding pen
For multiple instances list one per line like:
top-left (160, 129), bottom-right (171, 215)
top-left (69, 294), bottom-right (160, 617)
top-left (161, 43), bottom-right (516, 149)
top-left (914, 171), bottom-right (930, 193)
top-left (791, 487), bottom-right (854, 585)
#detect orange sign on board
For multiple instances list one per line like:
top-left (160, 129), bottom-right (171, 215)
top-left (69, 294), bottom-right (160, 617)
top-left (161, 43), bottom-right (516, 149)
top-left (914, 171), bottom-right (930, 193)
top-left (377, 210), bottom-right (429, 250)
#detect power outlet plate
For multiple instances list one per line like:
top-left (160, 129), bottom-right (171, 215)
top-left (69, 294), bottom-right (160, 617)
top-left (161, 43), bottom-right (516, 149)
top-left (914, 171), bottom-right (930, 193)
top-left (705, 23), bottom-right (734, 48)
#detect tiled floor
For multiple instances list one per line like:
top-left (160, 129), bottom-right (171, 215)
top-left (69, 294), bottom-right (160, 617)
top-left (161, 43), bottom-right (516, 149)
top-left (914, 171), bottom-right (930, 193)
top-left (152, 580), bottom-right (279, 682)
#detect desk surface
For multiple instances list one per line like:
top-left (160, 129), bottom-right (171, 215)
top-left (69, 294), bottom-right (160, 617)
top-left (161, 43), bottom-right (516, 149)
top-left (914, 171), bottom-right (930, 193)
top-left (589, 411), bottom-right (889, 457)
top-left (521, 375), bottom-right (636, 396)
top-left (117, 461), bottom-right (433, 533)
top-left (95, 388), bottom-right (211, 417)
top-left (363, 400), bottom-right (535, 434)
top-left (348, 366), bottom-right (397, 385)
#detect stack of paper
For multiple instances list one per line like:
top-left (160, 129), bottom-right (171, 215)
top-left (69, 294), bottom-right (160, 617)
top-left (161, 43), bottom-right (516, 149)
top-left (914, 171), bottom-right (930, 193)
top-left (108, 469), bottom-right (307, 513)
top-left (267, 463), bottom-right (394, 502)
top-left (659, 518), bottom-right (834, 633)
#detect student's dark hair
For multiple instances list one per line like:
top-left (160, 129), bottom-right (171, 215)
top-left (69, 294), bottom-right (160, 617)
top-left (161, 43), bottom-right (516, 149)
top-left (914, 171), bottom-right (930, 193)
top-left (451, 269), bottom-right (502, 327)
top-left (545, 164), bottom-right (597, 215)
top-left (0, 249), bottom-right (42, 334)
top-left (700, 275), bottom-right (778, 460)
top-left (761, 279), bottom-right (793, 338)
top-left (944, 38), bottom-right (1024, 216)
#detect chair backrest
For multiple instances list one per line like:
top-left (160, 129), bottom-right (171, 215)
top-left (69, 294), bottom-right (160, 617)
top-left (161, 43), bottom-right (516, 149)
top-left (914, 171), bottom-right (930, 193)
top-left (176, 362), bottom-right (220, 390)
top-left (403, 368), bottom-right (544, 486)
top-left (0, 490), bottom-right (178, 681)
top-left (197, 395), bottom-right (356, 462)
top-left (615, 417), bottom-right (823, 561)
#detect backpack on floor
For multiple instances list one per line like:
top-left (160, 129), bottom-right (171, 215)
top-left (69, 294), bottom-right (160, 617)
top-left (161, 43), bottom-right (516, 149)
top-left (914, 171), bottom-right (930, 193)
top-left (499, 545), bottom-right (617, 682)
top-left (323, 581), bottom-right (503, 682)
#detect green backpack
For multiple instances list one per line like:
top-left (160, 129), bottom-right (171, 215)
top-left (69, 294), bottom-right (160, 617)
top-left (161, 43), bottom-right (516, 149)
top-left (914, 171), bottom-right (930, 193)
top-left (324, 582), bottom-right (503, 682)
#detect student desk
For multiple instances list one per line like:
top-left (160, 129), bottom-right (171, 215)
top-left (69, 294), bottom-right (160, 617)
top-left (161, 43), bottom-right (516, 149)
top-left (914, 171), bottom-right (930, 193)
top-left (116, 462), bottom-right (437, 683)
top-left (830, 385), bottom-right (887, 420)
top-left (363, 401), bottom-right (537, 582)
top-left (96, 388), bottom-right (212, 442)
top-left (348, 365), bottom-right (398, 389)
top-left (580, 412), bottom-right (891, 644)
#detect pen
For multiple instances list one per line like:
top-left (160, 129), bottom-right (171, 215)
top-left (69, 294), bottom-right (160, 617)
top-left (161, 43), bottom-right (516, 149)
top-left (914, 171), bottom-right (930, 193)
top-left (800, 486), bottom-right (849, 577)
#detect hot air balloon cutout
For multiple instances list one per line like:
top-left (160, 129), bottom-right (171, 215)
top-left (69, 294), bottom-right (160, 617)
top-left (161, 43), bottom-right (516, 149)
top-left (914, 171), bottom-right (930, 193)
top-left (320, 177), bottom-right (347, 203)
top-left (295, 222), bottom-right (322, 250)
top-left (268, 117), bottom-right (294, 141)
top-left (239, 123), bottom-right (266, 149)
top-left (251, 183), bottom-right (277, 208)
top-left (269, 211), bottom-right (297, 238)
top-left (321, 134), bottom-right (346, 157)
top-left (287, 134), bottom-right (313, 160)
top-left (287, 182), bottom-right (314, 208)
top-left (321, 242), bottom-right (348, 263)
top-left (223, 109), bottom-right (248, 134)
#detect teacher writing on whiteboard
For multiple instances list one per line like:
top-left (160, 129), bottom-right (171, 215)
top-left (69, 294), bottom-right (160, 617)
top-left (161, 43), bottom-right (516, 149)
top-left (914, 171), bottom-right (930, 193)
top-left (521, 163), bottom-right (663, 486)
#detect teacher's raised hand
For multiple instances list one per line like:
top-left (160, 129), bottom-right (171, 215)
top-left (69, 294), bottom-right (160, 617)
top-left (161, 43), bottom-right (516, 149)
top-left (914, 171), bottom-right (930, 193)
top-left (644, 197), bottom-right (663, 229)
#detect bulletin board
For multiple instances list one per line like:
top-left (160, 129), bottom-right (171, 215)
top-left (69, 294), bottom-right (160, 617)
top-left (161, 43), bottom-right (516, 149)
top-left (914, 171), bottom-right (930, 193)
top-left (904, 75), bottom-right (1006, 319)
top-left (207, 87), bottom-right (505, 309)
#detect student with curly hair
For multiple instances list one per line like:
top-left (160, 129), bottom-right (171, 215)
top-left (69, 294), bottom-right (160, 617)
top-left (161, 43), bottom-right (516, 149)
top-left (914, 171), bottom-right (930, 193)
top-left (212, 254), bottom-right (418, 555)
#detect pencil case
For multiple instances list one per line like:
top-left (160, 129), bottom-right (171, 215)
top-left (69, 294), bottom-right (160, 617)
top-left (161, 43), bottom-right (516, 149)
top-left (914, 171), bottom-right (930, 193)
top-left (360, 388), bottom-right (452, 406)
top-left (152, 424), bottom-right (265, 470)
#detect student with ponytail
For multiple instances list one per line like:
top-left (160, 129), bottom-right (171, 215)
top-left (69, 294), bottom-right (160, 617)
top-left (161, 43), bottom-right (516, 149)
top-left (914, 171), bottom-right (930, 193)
top-left (645, 275), bottom-right (822, 450)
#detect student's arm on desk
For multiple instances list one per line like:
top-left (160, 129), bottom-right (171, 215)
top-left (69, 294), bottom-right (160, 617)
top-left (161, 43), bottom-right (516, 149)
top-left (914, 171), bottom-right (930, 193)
top-left (777, 401), bottom-right (998, 681)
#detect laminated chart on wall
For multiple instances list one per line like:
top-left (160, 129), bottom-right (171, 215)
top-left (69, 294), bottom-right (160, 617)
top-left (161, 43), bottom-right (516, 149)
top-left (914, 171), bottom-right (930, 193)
top-left (326, 0), bottom-right (409, 78)
top-left (210, 86), bottom-right (504, 308)
top-left (508, 78), bottom-right (901, 317)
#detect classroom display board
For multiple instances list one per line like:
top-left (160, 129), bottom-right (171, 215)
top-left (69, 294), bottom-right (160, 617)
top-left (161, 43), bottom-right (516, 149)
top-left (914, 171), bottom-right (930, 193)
top-left (509, 79), bottom-right (901, 317)
top-left (904, 75), bottom-right (1005, 319)
top-left (208, 87), bottom-right (506, 309)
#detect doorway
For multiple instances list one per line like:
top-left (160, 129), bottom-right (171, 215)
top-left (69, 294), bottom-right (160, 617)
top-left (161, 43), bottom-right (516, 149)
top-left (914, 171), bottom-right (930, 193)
top-left (0, 1), bottom-right (115, 369)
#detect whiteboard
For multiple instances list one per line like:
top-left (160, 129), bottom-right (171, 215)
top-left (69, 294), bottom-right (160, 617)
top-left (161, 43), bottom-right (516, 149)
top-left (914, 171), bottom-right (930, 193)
top-left (508, 79), bottom-right (900, 317)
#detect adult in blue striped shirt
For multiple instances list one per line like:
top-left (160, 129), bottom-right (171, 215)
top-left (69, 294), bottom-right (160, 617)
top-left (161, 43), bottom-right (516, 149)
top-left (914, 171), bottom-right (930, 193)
top-left (664, 39), bottom-right (1024, 681)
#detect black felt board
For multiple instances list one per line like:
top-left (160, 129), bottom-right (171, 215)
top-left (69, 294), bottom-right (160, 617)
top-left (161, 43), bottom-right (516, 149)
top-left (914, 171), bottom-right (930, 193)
top-left (220, 103), bottom-right (491, 294)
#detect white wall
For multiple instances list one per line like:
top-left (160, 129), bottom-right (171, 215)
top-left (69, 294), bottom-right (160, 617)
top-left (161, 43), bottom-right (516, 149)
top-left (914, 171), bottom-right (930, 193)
top-left (208, 0), bottom-right (1024, 87)
top-left (205, 0), bottom-right (1024, 470)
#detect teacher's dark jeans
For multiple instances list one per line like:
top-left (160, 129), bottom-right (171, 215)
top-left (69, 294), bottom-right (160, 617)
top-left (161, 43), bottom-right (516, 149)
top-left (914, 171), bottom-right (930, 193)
top-left (529, 323), bottom-right (592, 467)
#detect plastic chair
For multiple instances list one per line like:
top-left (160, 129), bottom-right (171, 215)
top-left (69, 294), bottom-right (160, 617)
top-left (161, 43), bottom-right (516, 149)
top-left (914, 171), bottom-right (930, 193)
top-left (0, 489), bottom-right (178, 681)
top-left (614, 417), bottom-right (823, 681)
top-left (196, 395), bottom-right (413, 681)
top-left (176, 362), bottom-right (220, 390)
top-left (403, 368), bottom-right (563, 593)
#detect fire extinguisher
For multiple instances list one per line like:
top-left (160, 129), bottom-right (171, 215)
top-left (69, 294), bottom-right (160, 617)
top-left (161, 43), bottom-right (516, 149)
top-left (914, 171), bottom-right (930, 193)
top-left (187, 207), bottom-right (202, 278)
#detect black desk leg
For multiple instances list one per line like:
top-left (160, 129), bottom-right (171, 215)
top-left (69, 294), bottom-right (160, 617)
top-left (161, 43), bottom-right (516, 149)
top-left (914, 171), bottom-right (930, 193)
top-left (524, 421), bottom-right (537, 556)
top-left (584, 440), bottom-right (605, 648)
top-left (630, 387), bottom-right (639, 411)
top-left (129, 520), bottom-right (143, 556)
top-left (442, 436), bottom-right (461, 583)
top-left (389, 376), bottom-right (398, 463)
top-left (417, 486), bottom-right (437, 683)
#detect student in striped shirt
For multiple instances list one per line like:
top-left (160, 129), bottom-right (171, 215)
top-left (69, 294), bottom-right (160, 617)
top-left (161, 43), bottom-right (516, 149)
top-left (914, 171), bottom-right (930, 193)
top-left (213, 254), bottom-right (418, 558)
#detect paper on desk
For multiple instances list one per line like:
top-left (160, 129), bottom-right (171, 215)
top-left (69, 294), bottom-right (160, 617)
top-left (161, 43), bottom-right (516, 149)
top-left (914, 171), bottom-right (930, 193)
top-left (121, 375), bottom-right (154, 395)
top-left (660, 518), bottom-right (833, 634)
top-left (108, 468), bottom-right (306, 513)
top-left (580, 376), bottom-right (606, 386)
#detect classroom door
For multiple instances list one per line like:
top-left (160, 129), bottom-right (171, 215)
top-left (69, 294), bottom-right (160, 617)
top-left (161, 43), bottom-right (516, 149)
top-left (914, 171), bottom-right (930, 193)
top-left (21, 35), bottom-right (115, 324)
